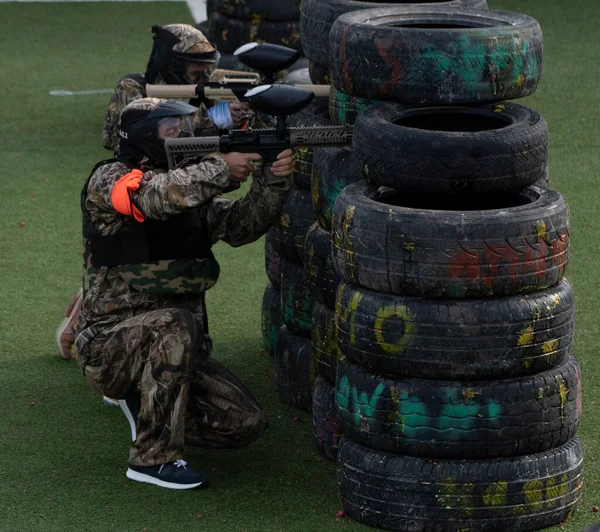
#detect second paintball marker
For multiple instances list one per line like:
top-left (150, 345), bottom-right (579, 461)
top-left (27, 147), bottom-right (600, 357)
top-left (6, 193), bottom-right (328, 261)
top-left (147, 43), bottom-right (330, 102)
top-left (164, 85), bottom-right (352, 184)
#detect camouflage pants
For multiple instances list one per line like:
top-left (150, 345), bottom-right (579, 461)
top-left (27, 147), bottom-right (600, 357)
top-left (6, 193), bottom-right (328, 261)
top-left (80, 308), bottom-right (266, 467)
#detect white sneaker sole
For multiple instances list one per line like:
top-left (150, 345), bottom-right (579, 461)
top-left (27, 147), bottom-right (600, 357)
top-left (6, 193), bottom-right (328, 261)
top-left (55, 288), bottom-right (83, 358)
top-left (103, 396), bottom-right (120, 407)
top-left (126, 468), bottom-right (207, 490)
top-left (118, 400), bottom-right (138, 441)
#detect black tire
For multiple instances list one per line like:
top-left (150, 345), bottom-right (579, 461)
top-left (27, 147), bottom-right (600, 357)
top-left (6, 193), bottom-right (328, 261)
top-left (288, 99), bottom-right (332, 190)
top-left (332, 182), bottom-right (570, 298)
top-left (265, 227), bottom-right (282, 289)
top-left (300, 0), bottom-right (488, 67)
top-left (271, 186), bottom-right (315, 263)
top-left (311, 147), bottom-right (361, 231)
top-left (195, 20), bottom-right (210, 35)
top-left (280, 257), bottom-right (314, 338)
top-left (312, 377), bottom-right (341, 461)
top-left (261, 284), bottom-right (281, 356)
top-left (311, 302), bottom-right (340, 385)
top-left (208, 12), bottom-right (302, 54)
top-left (329, 86), bottom-right (379, 126)
top-left (304, 223), bottom-right (338, 309)
top-left (336, 356), bottom-right (581, 459)
top-left (353, 102), bottom-right (549, 195)
top-left (330, 8), bottom-right (542, 105)
top-left (336, 280), bottom-right (574, 380)
top-left (212, 0), bottom-right (301, 21)
top-left (274, 326), bottom-right (316, 411)
top-left (338, 436), bottom-right (584, 532)
top-left (308, 60), bottom-right (331, 84)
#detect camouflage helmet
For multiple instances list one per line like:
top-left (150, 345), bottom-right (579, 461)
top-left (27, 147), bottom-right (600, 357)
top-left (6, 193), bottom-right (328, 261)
top-left (145, 24), bottom-right (220, 85)
top-left (117, 97), bottom-right (198, 168)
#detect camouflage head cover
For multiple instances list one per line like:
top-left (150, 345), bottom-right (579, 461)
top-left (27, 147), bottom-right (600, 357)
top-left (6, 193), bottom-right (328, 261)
top-left (117, 97), bottom-right (198, 168)
top-left (145, 24), bottom-right (220, 85)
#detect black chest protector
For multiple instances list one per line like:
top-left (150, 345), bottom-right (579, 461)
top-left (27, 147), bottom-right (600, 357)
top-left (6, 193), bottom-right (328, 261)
top-left (81, 160), bottom-right (214, 268)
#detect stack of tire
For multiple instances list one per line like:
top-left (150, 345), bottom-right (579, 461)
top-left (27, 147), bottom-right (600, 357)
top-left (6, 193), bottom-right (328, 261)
top-left (262, 99), bottom-right (333, 411)
top-left (306, 147), bottom-right (363, 461)
top-left (200, 0), bottom-right (306, 73)
top-left (322, 6), bottom-right (583, 531)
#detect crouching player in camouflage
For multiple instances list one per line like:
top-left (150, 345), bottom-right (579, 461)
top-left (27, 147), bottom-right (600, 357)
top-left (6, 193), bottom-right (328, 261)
top-left (74, 97), bottom-right (294, 489)
top-left (57, 23), bottom-right (257, 359)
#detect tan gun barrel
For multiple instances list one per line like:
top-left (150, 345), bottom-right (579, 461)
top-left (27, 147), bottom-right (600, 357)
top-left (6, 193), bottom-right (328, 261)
top-left (146, 83), bottom-right (330, 101)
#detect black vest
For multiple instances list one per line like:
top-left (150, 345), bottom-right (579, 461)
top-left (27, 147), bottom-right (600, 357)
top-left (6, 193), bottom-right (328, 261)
top-left (81, 160), bottom-right (214, 268)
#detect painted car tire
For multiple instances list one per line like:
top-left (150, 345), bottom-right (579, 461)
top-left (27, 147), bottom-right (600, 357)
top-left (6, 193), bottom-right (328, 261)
top-left (300, 0), bottom-right (488, 67)
top-left (353, 101), bottom-right (549, 194)
top-left (335, 280), bottom-right (574, 380)
top-left (311, 302), bottom-right (340, 385)
top-left (338, 436), bottom-right (583, 531)
top-left (311, 148), bottom-right (361, 231)
top-left (335, 356), bottom-right (581, 459)
top-left (275, 325), bottom-right (316, 411)
top-left (212, 0), bottom-right (301, 22)
top-left (312, 377), bottom-right (341, 461)
top-left (280, 257), bottom-right (314, 338)
top-left (208, 12), bottom-right (302, 54)
top-left (271, 186), bottom-right (316, 263)
top-left (261, 283), bottom-right (281, 357)
top-left (332, 182), bottom-right (570, 298)
top-left (330, 7), bottom-right (542, 104)
top-left (303, 223), bottom-right (339, 309)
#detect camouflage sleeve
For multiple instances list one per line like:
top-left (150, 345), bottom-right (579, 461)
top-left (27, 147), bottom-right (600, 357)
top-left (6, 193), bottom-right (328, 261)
top-left (206, 171), bottom-right (292, 247)
top-left (87, 159), bottom-right (232, 224)
top-left (102, 76), bottom-right (146, 152)
top-left (134, 157), bottom-right (232, 220)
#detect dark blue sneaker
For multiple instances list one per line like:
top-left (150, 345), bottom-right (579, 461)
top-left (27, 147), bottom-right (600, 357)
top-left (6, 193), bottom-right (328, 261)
top-left (118, 388), bottom-right (141, 441)
top-left (126, 460), bottom-right (209, 490)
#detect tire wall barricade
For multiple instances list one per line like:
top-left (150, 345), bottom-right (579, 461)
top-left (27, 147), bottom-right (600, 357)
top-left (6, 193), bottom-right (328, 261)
top-left (297, 3), bottom-right (582, 529)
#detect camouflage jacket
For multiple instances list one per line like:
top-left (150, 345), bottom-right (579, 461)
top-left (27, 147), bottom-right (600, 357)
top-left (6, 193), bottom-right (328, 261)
top-left (102, 73), bottom-right (218, 152)
top-left (75, 157), bottom-right (292, 365)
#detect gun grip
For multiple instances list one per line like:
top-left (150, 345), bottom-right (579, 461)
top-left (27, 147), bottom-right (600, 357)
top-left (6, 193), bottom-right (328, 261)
top-left (263, 164), bottom-right (289, 185)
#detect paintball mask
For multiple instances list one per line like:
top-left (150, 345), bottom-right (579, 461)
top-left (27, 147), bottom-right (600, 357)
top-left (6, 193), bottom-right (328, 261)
top-left (146, 24), bottom-right (220, 85)
top-left (118, 98), bottom-right (198, 168)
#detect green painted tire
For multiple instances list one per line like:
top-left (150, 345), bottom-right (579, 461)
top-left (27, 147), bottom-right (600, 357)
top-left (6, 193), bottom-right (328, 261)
top-left (335, 356), bottom-right (581, 459)
top-left (330, 8), bottom-right (542, 104)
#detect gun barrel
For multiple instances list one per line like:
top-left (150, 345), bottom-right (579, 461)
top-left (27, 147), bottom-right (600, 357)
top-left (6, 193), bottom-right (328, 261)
top-left (296, 84), bottom-right (330, 98)
top-left (146, 84), bottom-right (198, 98)
top-left (289, 126), bottom-right (353, 148)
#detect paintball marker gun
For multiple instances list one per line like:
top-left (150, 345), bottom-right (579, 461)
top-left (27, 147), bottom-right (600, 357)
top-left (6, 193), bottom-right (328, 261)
top-left (164, 85), bottom-right (352, 184)
top-left (147, 43), bottom-right (330, 102)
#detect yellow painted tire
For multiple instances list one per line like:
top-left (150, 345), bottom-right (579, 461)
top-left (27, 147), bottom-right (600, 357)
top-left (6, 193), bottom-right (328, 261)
top-left (335, 280), bottom-right (574, 379)
top-left (338, 436), bottom-right (583, 531)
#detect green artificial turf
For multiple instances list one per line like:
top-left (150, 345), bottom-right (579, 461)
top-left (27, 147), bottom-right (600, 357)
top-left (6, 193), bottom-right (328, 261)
top-left (0, 1), bottom-right (598, 530)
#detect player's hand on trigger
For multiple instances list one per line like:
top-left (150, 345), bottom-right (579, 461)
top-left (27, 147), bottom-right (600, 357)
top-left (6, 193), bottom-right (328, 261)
top-left (229, 102), bottom-right (250, 126)
top-left (221, 152), bottom-right (262, 182)
top-left (270, 149), bottom-right (294, 177)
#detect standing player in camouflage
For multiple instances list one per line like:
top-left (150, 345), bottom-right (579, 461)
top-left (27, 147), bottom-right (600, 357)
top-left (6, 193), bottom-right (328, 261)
top-left (75, 97), bottom-right (294, 489)
top-left (56, 23), bottom-right (256, 360)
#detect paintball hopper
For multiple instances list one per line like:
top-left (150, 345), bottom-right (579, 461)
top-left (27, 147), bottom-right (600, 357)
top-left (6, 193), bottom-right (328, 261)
top-left (234, 43), bottom-right (300, 83)
top-left (245, 84), bottom-right (314, 117)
